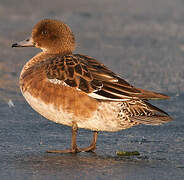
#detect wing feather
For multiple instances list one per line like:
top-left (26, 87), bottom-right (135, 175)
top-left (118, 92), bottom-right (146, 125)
top-left (45, 54), bottom-right (170, 101)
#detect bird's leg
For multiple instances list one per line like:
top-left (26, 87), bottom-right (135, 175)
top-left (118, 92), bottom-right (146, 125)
top-left (70, 122), bottom-right (79, 153)
top-left (78, 131), bottom-right (98, 152)
top-left (47, 123), bottom-right (98, 153)
top-left (47, 122), bottom-right (79, 153)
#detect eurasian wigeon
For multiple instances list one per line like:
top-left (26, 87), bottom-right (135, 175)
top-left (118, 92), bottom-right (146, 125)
top-left (12, 19), bottom-right (172, 153)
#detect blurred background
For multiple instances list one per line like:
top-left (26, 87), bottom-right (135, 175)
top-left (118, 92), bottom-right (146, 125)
top-left (0, 0), bottom-right (184, 179)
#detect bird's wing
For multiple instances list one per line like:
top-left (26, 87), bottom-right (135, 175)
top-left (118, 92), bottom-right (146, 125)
top-left (45, 54), bottom-right (170, 101)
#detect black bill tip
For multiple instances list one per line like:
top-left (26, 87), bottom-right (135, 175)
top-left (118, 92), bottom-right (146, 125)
top-left (12, 43), bottom-right (18, 48)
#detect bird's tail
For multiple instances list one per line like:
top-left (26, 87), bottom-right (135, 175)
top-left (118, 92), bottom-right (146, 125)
top-left (123, 99), bottom-right (172, 125)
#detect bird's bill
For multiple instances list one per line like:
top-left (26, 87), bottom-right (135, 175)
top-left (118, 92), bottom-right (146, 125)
top-left (12, 36), bottom-right (34, 48)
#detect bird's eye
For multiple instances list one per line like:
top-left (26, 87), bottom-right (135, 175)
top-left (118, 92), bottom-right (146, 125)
top-left (42, 30), bottom-right (47, 35)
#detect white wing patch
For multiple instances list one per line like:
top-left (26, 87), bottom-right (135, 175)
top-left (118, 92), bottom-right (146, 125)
top-left (49, 78), bottom-right (129, 101)
top-left (111, 79), bottom-right (119, 82)
top-left (49, 79), bottom-right (69, 87)
top-left (87, 92), bottom-right (131, 101)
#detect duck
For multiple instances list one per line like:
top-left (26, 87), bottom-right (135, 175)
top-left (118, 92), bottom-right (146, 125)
top-left (12, 19), bottom-right (172, 153)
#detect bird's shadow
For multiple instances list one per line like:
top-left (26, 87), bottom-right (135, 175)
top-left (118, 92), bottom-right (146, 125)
top-left (13, 151), bottom-right (150, 175)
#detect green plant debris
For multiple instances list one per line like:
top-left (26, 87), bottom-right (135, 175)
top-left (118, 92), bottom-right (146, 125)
top-left (116, 151), bottom-right (140, 156)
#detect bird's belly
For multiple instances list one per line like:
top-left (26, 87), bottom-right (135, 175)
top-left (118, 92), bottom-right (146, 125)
top-left (23, 91), bottom-right (74, 126)
top-left (22, 91), bottom-right (129, 132)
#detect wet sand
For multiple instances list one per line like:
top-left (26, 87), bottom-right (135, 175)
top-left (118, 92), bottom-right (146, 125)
top-left (0, 0), bottom-right (184, 179)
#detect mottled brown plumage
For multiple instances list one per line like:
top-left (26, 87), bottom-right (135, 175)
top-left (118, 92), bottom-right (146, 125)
top-left (12, 19), bottom-right (172, 153)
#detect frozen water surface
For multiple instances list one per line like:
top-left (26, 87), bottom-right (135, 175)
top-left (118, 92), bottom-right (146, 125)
top-left (0, 0), bottom-right (184, 179)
